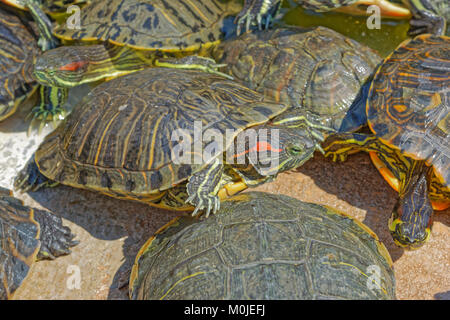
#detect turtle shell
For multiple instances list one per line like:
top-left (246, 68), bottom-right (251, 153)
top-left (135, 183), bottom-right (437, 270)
top-left (0, 187), bottom-right (40, 300)
top-left (129, 191), bottom-right (396, 300)
top-left (53, 0), bottom-right (241, 52)
top-left (367, 34), bottom-right (449, 186)
top-left (33, 68), bottom-right (286, 198)
top-left (0, 5), bottom-right (40, 121)
top-left (213, 26), bottom-right (381, 131)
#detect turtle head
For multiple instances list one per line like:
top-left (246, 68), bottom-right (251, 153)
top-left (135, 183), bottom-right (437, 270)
top-left (229, 124), bottom-right (318, 178)
top-left (34, 46), bottom-right (92, 88)
top-left (388, 171), bottom-right (433, 249)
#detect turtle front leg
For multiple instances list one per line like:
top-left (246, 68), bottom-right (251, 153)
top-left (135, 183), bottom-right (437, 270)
top-left (235, 0), bottom-right (282, 35)
top-left (24, 0), bottom-right (59, 51)
top-left (27, 86), bottom-right (68, 134)
top-left (155, 56), bottom-right (233, 80)
top-left (14, 155), bottom-right (58, 192)
top-left (34, 209), bottom-right (78, 260)
top-left (186, 159), bottom-right (224, 217)
top-left (323, 133), bottom-right (381, 162)
top-left (24, 0), bottom-right (69, 132)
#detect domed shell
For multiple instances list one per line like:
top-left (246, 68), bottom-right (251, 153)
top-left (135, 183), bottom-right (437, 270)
top-left (129, 191), bottom-right (396, 300)
top-left (367, 34), bottom-right (450, 186)
top-left (53, 0), bottom-right (241, 51)
top-left (33, 68), bottom-right (286, 197)
top-left (213, 26), bottom-right (381, 131)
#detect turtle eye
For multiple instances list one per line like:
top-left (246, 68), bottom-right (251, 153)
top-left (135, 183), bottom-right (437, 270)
top-left (288, 145), bottom-right (304, 156)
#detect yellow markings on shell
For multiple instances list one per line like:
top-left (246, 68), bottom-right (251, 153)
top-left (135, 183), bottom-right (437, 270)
top-left (185, 0), bottom-right (210, 24)
top-left (94, 111), bottom-right (121, 165)
top-left (159, 272), bottom-right (207, 300)
top-left (147, 115), bottom-right (164, 171)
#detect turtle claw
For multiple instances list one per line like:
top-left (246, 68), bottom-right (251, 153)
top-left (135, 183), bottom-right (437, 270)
top-left (34, 208), bottom-right (78, 261)
top-left (187, 193), bottom-right (221, 218)
top-left (235, 0), bottom-right (280, 35)
top-left (26, 103), bottom-right (65, 135)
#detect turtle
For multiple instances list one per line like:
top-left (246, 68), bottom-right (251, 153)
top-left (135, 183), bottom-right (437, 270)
top-left (323, 34), bottom-right (449, 249)
top-left (14, 68), bottom-right (320, 217)
top-left (212, 26), bottom-right (382, 135)
top-left (0, 0), bottom-right (69, 128)
top-left (30, 0), bottom-right (243, 116)
top-left (401, 0), bottom-right (449, 36)
top-left (0, 186), bottom-right (77, 299)
top-left (129, 191), bottom-right (396, 300)
top-left (235, 0), bottom-right (411, 34)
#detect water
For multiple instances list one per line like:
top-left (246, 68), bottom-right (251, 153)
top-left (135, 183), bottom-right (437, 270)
top-left (281, 6), bottom-right (410, 57)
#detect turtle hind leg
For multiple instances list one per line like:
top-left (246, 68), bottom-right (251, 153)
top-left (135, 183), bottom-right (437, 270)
top-left (186, 159), bottom-right (224, 217)
top-left (33, 209), bottom-right (78, 260)
top-left (14, 156), bottom-right (57, 192)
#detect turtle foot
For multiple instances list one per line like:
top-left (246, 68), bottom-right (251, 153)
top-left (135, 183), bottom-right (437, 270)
top-left (33, 209), bottom-right (78, 260)
top-left (235, 0), bottom-right (281, 35)
top-left (408, 12), bottom-right (445, 36)
top-left (187, 193), bottom-right (221, 218)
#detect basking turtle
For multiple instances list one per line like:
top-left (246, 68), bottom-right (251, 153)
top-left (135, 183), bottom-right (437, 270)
top-left (402, 0), bottom-right (449, 36)
top-left (15, 68), bottom-right (319, 216)
top-left (31, 0), bottom-right (243, 113)
top-left (213, 26), bottom-right (381, 134)
top-left (235, 0), bottom-right (411, 34)
top-left (323, 34), bottom-right (449, 249)
top-left (129, 192), bottom-right (396, 300)
top-left (0, 186), bottom-right (77, 299)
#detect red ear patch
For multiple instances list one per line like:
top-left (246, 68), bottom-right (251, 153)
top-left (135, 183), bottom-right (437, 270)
top-left (232, 141), bottom-right (282, 159)
top-left (255, 141), bottom-right (282, 153)
top-left (59, 61), bottom-right (89, 71)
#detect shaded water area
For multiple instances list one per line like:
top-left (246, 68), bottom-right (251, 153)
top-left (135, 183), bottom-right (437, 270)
top-left (282, 6), bottom-right (410, 57)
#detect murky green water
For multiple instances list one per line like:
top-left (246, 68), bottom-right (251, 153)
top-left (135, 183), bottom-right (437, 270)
top-left (281, 6), bottom-right (410, 57)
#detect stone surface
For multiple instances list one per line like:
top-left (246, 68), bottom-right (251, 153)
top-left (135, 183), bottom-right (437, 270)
top-left (0, 92), bottom-right (448, 300)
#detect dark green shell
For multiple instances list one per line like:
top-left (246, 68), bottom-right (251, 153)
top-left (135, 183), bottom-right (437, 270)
top-left (0, 5), bottom-right (40, 121)
top-left (130, 191), bottom-right (396, 300)
top-left (367, 34), bottom-right (449, 186)
top-left (53, 0), bottom-right (241, 51)
top-left (214, 27), bottom-right (381, 131)
top-left (32, 68), bottom-right (286, 198)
